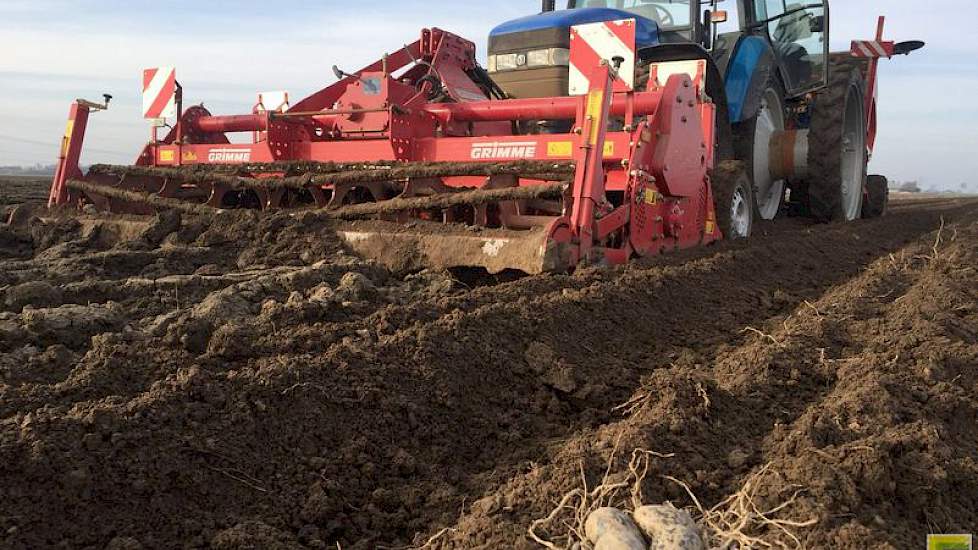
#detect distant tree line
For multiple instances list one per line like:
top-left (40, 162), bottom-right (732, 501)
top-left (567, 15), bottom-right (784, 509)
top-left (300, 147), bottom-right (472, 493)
top-left (894, 180), bottom-right (921, 193)
top-left (888, 180), bottom-right (973, 194)
top-left (0, 164), bottom-right (56, 176)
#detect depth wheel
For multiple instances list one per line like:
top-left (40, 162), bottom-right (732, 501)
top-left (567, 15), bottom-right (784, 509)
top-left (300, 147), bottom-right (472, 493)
top-left (712, 160), bottom-right (754, 240)
top-left (862, 174), bottom-right (889, 218)
top-left (806, 56), bottom-right (868, 222)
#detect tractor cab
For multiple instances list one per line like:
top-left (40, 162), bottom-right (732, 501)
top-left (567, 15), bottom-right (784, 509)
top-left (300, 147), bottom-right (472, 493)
top-left (563, 0), bottom-right (699, 42)
top-left (715, 1), bottom-right (830, 98)
top-left (488, 0), bottom-right (830, 106)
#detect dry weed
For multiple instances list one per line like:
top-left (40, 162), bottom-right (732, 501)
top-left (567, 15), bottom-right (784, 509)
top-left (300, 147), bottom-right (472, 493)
top-left (741, 326), bottom-right (785, 348)
top-left (613, 379), bottom-right (712, 419)
top-left (665, 463), bottom-right (817, 549)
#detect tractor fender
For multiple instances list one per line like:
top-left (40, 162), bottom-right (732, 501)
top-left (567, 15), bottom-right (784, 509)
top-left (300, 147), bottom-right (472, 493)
top-left (637, 43), bottom-right (734, 161)
top-left (723, 36), bottom-right (778, 124)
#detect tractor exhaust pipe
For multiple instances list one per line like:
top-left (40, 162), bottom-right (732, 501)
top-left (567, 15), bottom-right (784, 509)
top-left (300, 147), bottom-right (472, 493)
top-left (542, 0), bottom-right (556, 12)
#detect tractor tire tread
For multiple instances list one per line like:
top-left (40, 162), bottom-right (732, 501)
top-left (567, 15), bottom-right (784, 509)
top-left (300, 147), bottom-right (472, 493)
top-left (731, 74), bottom-right (786, 220)
top-left (806, 56), bottom-right (867, 222)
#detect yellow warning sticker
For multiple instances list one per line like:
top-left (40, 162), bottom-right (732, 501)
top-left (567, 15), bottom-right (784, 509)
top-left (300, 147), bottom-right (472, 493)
top-left (182, 150), bottom-right (198, 162)
top-left (643, 188), bottom-right (659, 205)
top-left (546, 141), bottom-right (615, 157)
top-left (586, 90), bottom-right (605, 145)
top-left (705, 210), bottom-right (717, 234)
top-left (61, 120), bottom-right (75, 156)
top-left (159, 149), bottom-right (175, 162)
top-left (547, 141), bottom-right (573, 157)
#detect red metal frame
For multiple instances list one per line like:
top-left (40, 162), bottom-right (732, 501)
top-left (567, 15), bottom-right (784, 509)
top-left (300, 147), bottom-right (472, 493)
top-left (851, 16), bottom-right (895, 157)
top-left (51, 27), bottom-right (722, 271)
top-left (49, 102), bottom-right (91, 208)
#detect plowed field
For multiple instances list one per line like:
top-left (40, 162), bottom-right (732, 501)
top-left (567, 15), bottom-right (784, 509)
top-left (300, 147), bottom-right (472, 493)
top-left (1, 191), bottom-right (976, 549)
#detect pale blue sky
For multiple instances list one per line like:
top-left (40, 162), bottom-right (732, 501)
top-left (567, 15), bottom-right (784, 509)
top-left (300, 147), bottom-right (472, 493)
top-left (1, 0), bottom-right (974, 189)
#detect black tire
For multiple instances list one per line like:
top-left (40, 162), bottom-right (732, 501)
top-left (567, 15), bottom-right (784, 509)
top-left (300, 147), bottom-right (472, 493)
top-left (862, 174), bottom-right (889, 218)
top-left (712, 160), bottom-right (754, 240)
top-left (806, 55), bottom-right (868, 222)
top-left (635, 61), bottom-right (651, 90)
top-left (732, 75), bottom-right (787, 221)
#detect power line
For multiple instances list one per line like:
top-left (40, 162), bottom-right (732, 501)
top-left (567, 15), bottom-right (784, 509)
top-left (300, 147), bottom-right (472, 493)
top-left (0, 134), bottom-right (133, 158)
top-left (0, 134), bottom-right (60, 148)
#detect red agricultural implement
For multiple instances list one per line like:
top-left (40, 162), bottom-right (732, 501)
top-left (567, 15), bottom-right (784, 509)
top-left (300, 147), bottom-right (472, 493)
top-left (48, 28), bottom-right (727, 274)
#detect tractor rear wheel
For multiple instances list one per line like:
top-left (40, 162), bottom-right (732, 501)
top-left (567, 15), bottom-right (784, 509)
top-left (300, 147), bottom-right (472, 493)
top-left (805, 56), bottom-right (868, 222)
top-left (862, 174), bottom-right (889, 218)
top-left (733, 77), bottom-right (787, 221)
top-left (712, 160), bottom-right (754, 240)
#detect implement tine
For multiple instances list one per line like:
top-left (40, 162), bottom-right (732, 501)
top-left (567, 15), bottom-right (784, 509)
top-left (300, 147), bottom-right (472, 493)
top-left (66, 178), bottom-right (568, 220)
top-left (89, 160), bottom-right (574, 185)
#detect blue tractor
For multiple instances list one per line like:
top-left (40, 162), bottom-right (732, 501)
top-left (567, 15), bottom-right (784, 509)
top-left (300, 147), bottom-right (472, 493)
top-left (487, 1), bottom-right (920, 226)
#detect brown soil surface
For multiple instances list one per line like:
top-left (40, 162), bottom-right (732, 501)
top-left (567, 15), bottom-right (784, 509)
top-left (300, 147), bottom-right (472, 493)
top-left (1, 194), bottom-right (976, 549)
top-left (1, 176), bottom-right (49, 209)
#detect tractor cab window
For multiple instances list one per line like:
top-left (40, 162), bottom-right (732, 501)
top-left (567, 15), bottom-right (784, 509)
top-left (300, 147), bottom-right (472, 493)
top-left (567, 0), bottom-right (693, 30)
top-left (754, 1), bottom-right (828, 93)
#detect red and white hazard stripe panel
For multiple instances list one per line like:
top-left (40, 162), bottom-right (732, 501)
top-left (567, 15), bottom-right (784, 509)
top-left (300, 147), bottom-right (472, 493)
top-left (143, 67), bottom-right (177, 119)
top-left (569, 19), bottom-right (636, 95)
top-left (851, 40), bottom-right (894, 59)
